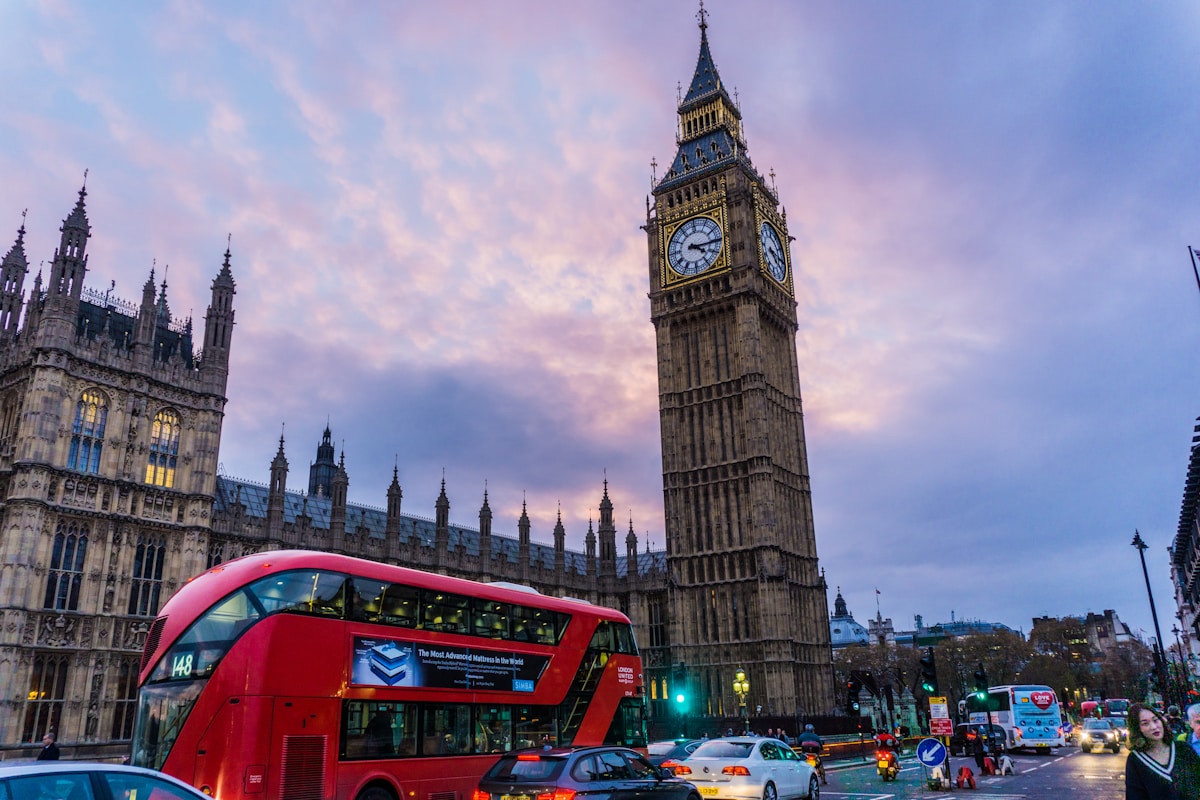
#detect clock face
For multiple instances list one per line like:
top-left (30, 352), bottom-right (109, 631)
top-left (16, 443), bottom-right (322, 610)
top-left (760, 222), bottom-right (787, 282)
top-left (667, 216), bottom-right (724, 276)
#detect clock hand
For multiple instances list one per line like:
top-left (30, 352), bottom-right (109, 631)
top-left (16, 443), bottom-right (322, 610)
top-left (688, 238), bottom-right (722, 251)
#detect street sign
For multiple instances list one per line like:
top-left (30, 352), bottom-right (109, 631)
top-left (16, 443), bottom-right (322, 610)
top-left (931, 717), bottom-right (954, 736)
top-left (916, 737), bottom-right (948, 767)
top-left (929, 696), bottom-right (949, 719)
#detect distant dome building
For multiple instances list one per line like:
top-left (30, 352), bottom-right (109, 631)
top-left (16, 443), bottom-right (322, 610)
top-left (829, 588), bottom-right (870, 649)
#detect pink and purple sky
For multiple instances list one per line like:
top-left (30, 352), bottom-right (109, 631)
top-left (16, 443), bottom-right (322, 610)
top-left (2, 1), bottom-right (1198, 643)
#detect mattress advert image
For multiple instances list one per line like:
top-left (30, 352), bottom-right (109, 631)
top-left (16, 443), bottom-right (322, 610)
top-left (351, 636), bottom-right (550, 690)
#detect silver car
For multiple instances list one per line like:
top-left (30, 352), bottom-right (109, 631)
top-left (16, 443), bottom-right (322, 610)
top-left (666, 737), bottom-right (819, 800)
top-left (0, 761), bottom-right (210, 800)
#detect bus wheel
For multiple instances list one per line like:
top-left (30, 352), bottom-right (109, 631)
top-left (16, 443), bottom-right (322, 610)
top-left (357, 786), bottom-right (396, 800)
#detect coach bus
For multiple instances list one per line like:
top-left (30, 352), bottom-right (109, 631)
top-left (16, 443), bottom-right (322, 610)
top-left (131, 550), bottom-right (647, 800)
top-left (977, 685), bottom-right (1066, 753)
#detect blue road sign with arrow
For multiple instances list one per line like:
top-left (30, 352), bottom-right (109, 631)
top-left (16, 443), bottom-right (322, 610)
top-left (916, 737), bottom-right (947, 767)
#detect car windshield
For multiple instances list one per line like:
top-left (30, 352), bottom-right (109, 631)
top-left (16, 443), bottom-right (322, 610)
top-left (1083, 719), bottom-right (1111, 730)
top-left (648, 742), bottom-right (678, 755)
top-left (692, 741), bottom-right (754, 759)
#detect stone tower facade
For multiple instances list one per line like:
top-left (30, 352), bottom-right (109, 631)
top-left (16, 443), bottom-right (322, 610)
top-left (643, 10), bottom-right (835, 716)
top-left (0, 185), bottom-right (235, 758)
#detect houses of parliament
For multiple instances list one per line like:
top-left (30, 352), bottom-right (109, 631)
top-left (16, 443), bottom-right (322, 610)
top-left (0, 10), bottom-right (833, 759)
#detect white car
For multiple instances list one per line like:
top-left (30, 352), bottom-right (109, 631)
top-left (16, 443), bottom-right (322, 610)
top-left (665, 737), bottom-right (819, 800)
top-left (0, 761), bottom-right (211, 799)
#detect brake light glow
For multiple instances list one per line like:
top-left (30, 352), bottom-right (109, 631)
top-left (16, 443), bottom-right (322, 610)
top-left (473, 791), bottom-right (489, 800)
top-left (518, 754), bottom-right (543, 761)
top-left (535, 791), bottom-right (575, 800)
top-left (722, 766), bottom-right (751, 776)
top-left (664, 762), bottom-right (691, 775)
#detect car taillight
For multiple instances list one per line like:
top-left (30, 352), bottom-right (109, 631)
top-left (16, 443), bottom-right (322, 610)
top-left (518, 754), bottom-right (542, 761)
top-left (473, 791), bottom-right (489, 800)
top-left (535, 791), bottom-right (575, 800)
top-left (663, 761), bottom-right (690, 775)
top-left (722, 766), bottom-right (751, 776)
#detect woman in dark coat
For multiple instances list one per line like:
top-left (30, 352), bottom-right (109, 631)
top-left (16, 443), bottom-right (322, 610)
top-left (1126, 703), bottom-right (1200, 799)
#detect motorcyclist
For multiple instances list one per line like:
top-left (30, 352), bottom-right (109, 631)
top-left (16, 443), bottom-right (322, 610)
top-left (797, 724), bottom-right (826, 784)
top-left (874, 728), bottom-right (900, 754)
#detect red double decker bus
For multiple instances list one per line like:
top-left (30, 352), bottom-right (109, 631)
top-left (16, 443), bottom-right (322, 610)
top-left (131, 550), bottom-right (646, 800)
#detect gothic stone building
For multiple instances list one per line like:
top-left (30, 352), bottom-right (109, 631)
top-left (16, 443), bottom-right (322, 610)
top-left (0, 186), bottom-right (236, 758)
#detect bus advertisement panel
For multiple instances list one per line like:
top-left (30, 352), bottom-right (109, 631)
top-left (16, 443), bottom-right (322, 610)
top-left (131, 551), bottom-right (647, 800)
top-left (978, 685), bottom-right (1065, 752)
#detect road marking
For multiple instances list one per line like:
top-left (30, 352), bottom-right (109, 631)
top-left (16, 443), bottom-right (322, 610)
top-left (813, 793), bottom-right (894, 799)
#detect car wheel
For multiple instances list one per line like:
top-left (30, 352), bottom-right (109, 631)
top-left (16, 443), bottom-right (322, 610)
top-left (807, 774), bottom-right (819, 799)
top-left (763, 782), bottom-right (778, 800)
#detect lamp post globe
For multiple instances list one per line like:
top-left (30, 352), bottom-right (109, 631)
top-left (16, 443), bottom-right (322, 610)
top-left (733, 669), bottom-right (750, 735)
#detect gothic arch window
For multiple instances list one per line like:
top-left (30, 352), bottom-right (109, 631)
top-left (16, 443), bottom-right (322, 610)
top-left (110, 656), bottom-right (139, 740)
top-left (144, 409), bottom-right (180, 488)
top-left (128, 535), bottom-right (166, 616)
top-left (43, 520), bottom-right (89, 611)
top-left (67, 389), bottom-right (108, 474)
top-left (22, 652), bottom-right (68, 743)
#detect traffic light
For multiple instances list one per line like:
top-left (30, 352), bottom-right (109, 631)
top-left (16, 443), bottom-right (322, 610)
top-left (1150, 663), bottom-right (1163, 696)
top-left (847, 674), bottom-right (862, 715)
top-left (919, 647), bottom-right (939, 695)
top-left (672, 662), bottom-right (688, 710)
top-left (972, 664), bottom-right (988, 702)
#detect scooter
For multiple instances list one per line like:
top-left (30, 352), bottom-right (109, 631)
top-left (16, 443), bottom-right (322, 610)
top-left (876, 748), bottom-right (900, 781)
top-left (800, 747), bottom-right (827, 784)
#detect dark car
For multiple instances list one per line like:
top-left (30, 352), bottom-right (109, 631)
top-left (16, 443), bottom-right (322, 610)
top-left (647, 739), bottom-right (704, 768)
top-left (1079, 718), bottom-right (1122, 753)
top-left (0, 761), bottom-right (210, 799)
top-left (476, 746), bottom-right (701, 800)
top-left (949, 723), bottom-right (1007, 756)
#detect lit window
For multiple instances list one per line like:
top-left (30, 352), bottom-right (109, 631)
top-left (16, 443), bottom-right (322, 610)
top-left (67, 389), bottom-right (107, 473)
top-left (144, 409), bottom-right (180, 488)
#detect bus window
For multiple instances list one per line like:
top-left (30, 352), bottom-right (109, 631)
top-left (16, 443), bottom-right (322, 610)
top-left (514, 705), bottom-right (558, 749)
top-left (342, 701), bottom-right (417, 760)
top-left (512, 606), bottom-right (566, 645)
top-left (422, 591), bottom-right (469, 634)
top-left (475, 706), bottom-right (513, 753)
top-left (350, 578), bottom-right (419, 628)
top-left (252, 570), bottom-right (348, 618)
top-left (422, 703), bottom-right (472, 755)
top-left (473, 599), bottom-right (510, 639)
top-left (588, 622), bottom-right (638, 655)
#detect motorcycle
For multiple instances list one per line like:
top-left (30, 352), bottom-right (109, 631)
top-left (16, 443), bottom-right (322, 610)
top-left (876, 748), bottom-right (900, 781)
top-left (800, 747), bottom-right (826, 785)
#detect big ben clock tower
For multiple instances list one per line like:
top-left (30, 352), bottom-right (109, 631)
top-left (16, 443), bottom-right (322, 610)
top-left (645, 7), bottom-right (834, 716)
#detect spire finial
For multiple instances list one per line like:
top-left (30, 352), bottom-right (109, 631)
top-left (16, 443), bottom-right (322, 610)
top-left (697, 0), bottom-right (707, 31)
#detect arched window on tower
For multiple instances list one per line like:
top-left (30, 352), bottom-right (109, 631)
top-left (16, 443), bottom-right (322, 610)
top-left (43, 520), bottom-right (89, 611)
top-left (128, 534), bottom-right (166, 616)
top-left (67, 389), bottom-right (107, 474)
top-left (144, 409), bottom-right (180, 488)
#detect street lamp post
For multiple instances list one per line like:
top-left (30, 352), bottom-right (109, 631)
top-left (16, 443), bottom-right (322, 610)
top-left (1133, 530), bottom-right (1173, 706)
top-left (733, 669), bottom-right (750, 735)
top-left (1174, 625), bottom-right (1193, 700)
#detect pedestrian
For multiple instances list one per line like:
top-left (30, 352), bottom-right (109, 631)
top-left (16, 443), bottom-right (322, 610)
top-left (1125, 702), bottom-right (1200, 799)
top-left (36, 732), bottom-right (59, 761)
top-left (971, 728), bottom-right (985, 772)
top-left (1183, 705), bottom-right (1200, 757)
top-left (1169, 706), bottom-right (1188, 739)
